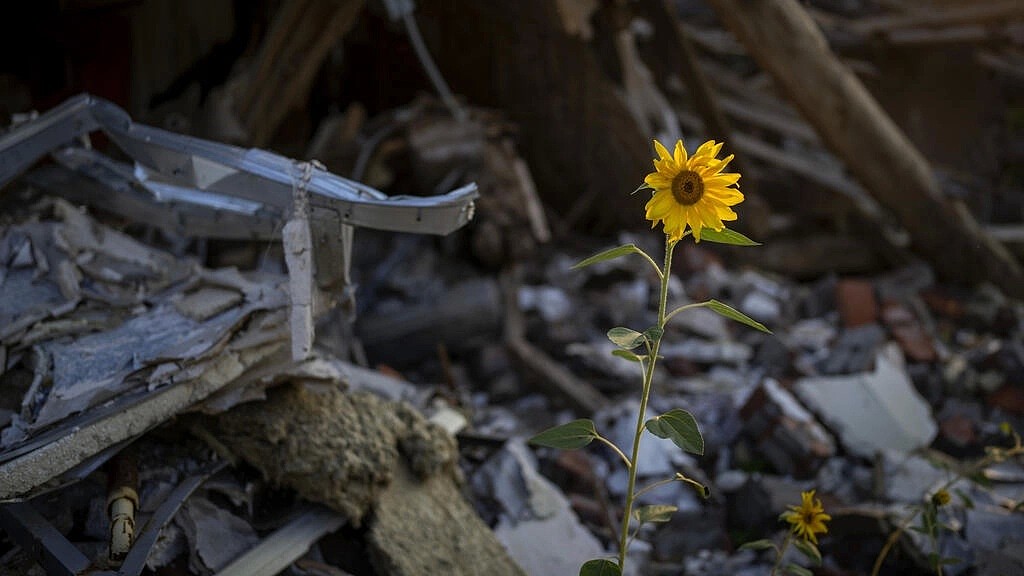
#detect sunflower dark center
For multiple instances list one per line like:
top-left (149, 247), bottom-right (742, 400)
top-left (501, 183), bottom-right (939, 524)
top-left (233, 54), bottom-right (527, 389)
top-left (671, 170), bottom-right (704, 205)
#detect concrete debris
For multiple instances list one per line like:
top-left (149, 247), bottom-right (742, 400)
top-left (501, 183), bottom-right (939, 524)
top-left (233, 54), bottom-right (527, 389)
top-left (794, 344), bottom-right (938, 458)
top-left (817, 323), bottom-right (886, 374)
top-left (210, 384), bottom-right (456, 525)
top-left (177, 496), bottom-right (260, 574)
top-left (472, 439), bottom-right (604, 576)
top-left (214, 507), bottom-right (345, 576)
top-left (879, 450), bottom-right (954, 503)
top-left (661, 339), bottom-right (753, 366)
top-left (368, 462), bottom-right (526, 576)
top-left (518, 285), bottom-right (573, 323)
top-left (739, 378), bottom-right (836, 477)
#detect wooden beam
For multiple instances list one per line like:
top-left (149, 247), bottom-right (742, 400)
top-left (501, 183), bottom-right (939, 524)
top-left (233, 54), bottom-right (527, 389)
top-left (639, 0), bottom-right (752, 165)
top-left (420, 0), bottom-right (652, 232)
top-left (707, 0), bottom-right (1024, 297)
top-left (237, 0), bottom-right (365, 147)
top-left (852, 0), bottom-right (1024, 35)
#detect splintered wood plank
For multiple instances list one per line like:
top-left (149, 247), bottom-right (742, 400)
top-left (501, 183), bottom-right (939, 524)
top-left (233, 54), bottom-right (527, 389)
top-left (706, 0), bottom-right (1024, 297)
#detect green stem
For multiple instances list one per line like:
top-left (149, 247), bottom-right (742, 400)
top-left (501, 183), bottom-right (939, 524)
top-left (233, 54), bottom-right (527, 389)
top-left (771, 533), bottom-right (793, 576)
top-left (632, 476), bottom-right (680, 501)
top-left (871, 511), bottom-right (918, 576)
top-left (595, 435), bottom-right (631, 469)
top-left (663, 302), bottom-right (705, 324)
top-left (617, 239), bottom-right (676, 571)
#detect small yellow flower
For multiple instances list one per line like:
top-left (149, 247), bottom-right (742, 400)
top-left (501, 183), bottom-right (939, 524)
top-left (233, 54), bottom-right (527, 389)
top-left (643, 139), bottom-right (743, 242)
top-left (783, 490), bottom-right (831, 545)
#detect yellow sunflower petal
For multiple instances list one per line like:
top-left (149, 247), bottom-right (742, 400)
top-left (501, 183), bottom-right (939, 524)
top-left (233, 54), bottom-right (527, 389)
top-left (705, 187), bottom-right (744, 206)
top-left (645, 172), bottom-right (672, 188)
top-left (693, 140), bottom-right (717, 160)
top-left (645, 190), bottom-right (675, 217)
top-left (653, 139), bottom-right (673, 162)
top-left (673, 140), bottom-right (688, 166)
top-left (701, 154), bottom-right (735, 176)
top-left (703, 173), bottom-right (740, 187)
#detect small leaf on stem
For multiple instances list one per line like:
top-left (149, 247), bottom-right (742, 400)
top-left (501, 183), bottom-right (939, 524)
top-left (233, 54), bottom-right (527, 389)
top-left (529, 419), bottom-right (599, 450)
top-left (633, 504), bottom-right (678, 523)
top-left (611, 349), bottom-right (643, 362)
top-left (738, 539), bottom-right (777, 552)
top-left (698, 227), bottom-right (761, 246)
top-left (645, 409), bottom-right (705, 455)
top-left (642, 325), bottom-right (663, 343)
top-left (607, 327), bottom-right (646, 349)
top-left (792, 538), bottom-right (822, 565)
top-left (579, 558), bottom-right (622, 576)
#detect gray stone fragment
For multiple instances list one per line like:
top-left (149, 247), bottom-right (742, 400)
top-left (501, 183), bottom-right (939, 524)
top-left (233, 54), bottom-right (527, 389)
top-left (368, 463), bottom-right (526, 576)
top-left (473, 439), bottom-right (604, 576)
top-left (795, 344), bottom-right (937, 458)
top-left (739, 378), bottom-right (835, 477)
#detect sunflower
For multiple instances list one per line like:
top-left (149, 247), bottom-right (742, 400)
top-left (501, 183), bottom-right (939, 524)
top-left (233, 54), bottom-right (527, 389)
top-left (643, 139), bottom-right (743, 242)
top-left (782, 490), bottom-right (831, 545)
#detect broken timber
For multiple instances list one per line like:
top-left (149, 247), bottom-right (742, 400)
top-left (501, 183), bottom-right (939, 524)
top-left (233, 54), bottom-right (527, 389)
top-left (707, 0), bottom-right (1024, 298)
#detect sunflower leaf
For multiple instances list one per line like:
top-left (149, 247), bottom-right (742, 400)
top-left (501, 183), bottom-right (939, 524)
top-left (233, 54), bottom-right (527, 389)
top-left (699, 227), bottom-right (761, 246)
top-left (738, 539), bottom-right (777, 552)
top-left (579, 559), bottom-right (621, 576)
top-left (607, 327), bottom-right (646, 349)
top-left (705, 299), bottom-right (771, 333)
top-left (572, 244), bottom-right (647, 270)
top-left (529, 419), bottom-right (599, 450)
top-left (645, 409), bottom-right (704, 455)
top-left (642, 325), bottom-right (664, 344)
top-left (611, 349), bottom-right (643, 363)
top-left (792, 539), bottom-right (822, 564)
top-left (633, 504), bottom-right (678, 523)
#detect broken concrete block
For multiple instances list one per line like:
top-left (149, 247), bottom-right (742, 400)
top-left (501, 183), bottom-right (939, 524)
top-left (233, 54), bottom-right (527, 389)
top-left (177, 496), bottom-right (259, 574)
top-left (368, 462), bottom-right (525, 576)
top-left (795, 344), bottom-right (938, 458)
top-left (965, 504), bottom-right (1024, 576)
top-left (739, 378), bottom-right (835, 477)
top-left (817, 323), bottom-right (886, 375)
top-left (879, 450), bottom-right (950, 503)
top-left (473, 439), bottom-right (604, 576)
top-left (211, 384), bottom-right (455, 525)
top-left (518, 285), bottom-right (573, 323)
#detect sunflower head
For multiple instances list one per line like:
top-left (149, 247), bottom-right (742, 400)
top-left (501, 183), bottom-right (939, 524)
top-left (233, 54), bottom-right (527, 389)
top-left (643, 139), bottom-right (743, 242)
top-left (782, 490), bottom-right (831, 545)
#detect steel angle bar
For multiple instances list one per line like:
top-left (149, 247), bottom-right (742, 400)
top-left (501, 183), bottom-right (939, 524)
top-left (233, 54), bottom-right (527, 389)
top-left (44, 148), bottom-right (282, 240)
top-left (0, 501), bottom-right (92, 576)
top-left (0, 94), bottom-right (478, 236)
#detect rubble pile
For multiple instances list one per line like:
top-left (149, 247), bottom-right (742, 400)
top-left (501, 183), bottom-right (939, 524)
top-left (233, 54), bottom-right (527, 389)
top-left (1, 0), bottom-right (1023, 574)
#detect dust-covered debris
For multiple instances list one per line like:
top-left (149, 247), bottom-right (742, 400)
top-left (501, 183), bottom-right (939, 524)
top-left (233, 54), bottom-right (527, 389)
top-left (210, 384), bottom-right (457, 525)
